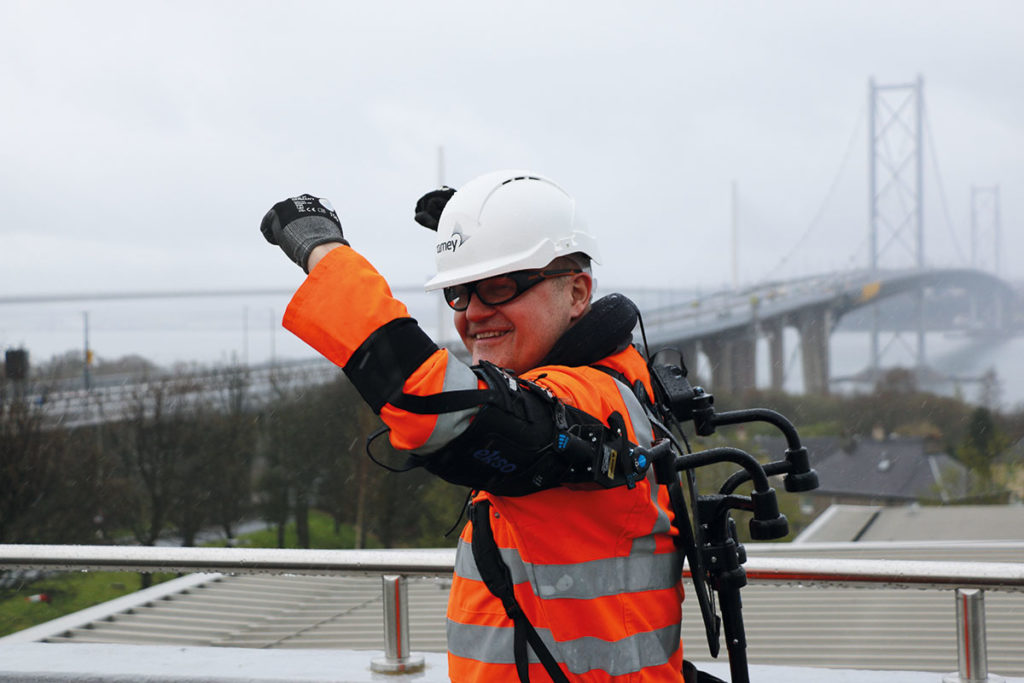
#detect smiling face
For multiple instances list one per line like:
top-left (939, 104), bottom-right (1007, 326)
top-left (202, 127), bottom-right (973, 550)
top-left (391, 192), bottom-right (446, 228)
top-left (454, 265), bottom-right (592, 374)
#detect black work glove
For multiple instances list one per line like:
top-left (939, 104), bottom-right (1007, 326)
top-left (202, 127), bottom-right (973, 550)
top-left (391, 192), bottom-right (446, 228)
top-left (413, 186), bottom-right (455, 231)
top-left (260, 194), bottom-right (348, 272)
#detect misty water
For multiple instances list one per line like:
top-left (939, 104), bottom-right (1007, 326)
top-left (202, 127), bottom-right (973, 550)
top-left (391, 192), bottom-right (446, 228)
top-left (3, 291), bottom-right (1022, 409)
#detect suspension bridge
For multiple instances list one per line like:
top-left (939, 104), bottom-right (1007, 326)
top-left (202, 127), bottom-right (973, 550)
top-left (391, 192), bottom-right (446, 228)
top-left (637, 267), bottom-right (1016, 396)
top-left (3, 77), bottom-right (1018, 421)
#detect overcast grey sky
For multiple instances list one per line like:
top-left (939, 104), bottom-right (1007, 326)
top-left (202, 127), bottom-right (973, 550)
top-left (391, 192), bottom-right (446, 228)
top-left (2, 0), bottom-right (1022, 300)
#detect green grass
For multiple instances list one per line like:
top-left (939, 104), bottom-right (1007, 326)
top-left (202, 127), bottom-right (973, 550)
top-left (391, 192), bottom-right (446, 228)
top-left (0, 571), bottom-right (176, 638)
top-left (213, 510), bottom-right (373, 549)
top-left (0, 511), bottom-right (367, 638)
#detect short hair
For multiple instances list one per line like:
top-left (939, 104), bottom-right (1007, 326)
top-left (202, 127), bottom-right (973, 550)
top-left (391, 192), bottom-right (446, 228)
top-left (551, 252), bottom-right (592, 274)
top-left (547, 253), bottom-right (594, 305)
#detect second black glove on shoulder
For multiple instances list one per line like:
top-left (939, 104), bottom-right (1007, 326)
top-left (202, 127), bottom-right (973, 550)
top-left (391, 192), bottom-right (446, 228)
top-left (414, 186), bottom-right (455, 231)
top-left (261, 194), bottom-right (348, 272)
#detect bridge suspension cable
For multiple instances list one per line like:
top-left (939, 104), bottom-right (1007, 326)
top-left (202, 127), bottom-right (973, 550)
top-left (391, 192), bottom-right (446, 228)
top-left (758, 106), bottom-right (867, 282)
top-left (923, 103), bottom-right (968, 267)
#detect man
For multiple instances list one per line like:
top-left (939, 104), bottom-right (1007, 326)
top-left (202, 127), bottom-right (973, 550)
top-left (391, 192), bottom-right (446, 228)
top-left (261, 170), bottom-right (685, 682)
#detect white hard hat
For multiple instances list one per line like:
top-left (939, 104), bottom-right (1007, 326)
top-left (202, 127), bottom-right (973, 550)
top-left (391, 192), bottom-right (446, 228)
top-left (423, 170), bottom-right (601, 291)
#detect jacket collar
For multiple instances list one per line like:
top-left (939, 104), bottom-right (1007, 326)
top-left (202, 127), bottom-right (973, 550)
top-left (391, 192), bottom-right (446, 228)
top-left (539, 293), bottom-right (639, 368)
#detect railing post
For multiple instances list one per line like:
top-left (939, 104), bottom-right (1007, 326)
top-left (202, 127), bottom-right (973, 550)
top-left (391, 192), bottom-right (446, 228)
top-left (943, 588), bottom-right (1004, 683)
top-left (371, 574), bottom-right (425, 674)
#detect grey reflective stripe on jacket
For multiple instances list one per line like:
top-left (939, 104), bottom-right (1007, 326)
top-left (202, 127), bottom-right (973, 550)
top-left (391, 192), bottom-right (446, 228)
top-left (447, 620), bottom-right (681, 676)
top-left (612, 377), bottom-right (654, 448)
top-left (613, 373), bottom-right (674, 540)
top-left (454, 536), bottom-right (681, 600)
top-left (413, 354), bottom-right (480, 454)
top-left (615, 374), bottom-right (673, 540)
top-left (647, 470), bottom-right (673, 534)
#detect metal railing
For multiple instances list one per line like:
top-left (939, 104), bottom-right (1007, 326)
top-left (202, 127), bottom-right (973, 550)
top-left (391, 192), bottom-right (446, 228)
top-left (2, 545), bottom-right (1022, 680)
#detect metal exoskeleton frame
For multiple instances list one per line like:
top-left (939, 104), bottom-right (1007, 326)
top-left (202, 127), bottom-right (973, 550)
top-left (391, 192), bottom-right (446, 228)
top-left (640, 349), bottom-right (819, 683)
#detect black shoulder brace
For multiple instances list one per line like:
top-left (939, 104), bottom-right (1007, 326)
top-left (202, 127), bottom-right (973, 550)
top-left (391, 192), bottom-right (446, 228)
top-left (404, 362), bottom-right (651, 496)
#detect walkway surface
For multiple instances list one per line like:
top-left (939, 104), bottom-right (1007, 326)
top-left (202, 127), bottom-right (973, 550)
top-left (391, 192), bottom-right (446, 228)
top-left (2, 642), bottom-right (1019, 683)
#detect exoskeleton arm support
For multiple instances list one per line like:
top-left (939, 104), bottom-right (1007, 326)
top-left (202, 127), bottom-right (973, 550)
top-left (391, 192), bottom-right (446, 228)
top-left (704, 408), bottom-right (819, 495)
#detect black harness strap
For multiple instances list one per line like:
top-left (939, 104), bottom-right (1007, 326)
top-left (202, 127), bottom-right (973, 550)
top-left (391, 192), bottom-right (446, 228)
top-left (469, 500), bottom-right (569, 683)
top-left (384, 356), bottom-right (512, 415)
top-left (389, 387), bottom-right (492, 415)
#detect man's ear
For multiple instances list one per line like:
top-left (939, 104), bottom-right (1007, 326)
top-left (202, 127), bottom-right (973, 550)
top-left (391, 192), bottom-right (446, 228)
top-left (568, 273), bottom-right (593, 319)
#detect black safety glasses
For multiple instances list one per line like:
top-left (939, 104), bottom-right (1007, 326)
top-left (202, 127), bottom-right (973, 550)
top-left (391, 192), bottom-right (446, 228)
top-left (443, 268), bottom-right (582, 311)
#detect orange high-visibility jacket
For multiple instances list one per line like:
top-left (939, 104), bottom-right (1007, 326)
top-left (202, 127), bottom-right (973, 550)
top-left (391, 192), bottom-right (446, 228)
top-left (284, 246), bottom-right (685, 682)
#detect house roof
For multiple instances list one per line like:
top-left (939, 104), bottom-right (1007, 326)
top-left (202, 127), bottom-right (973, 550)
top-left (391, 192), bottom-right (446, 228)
top-left (751, 435), bottom-right (842, 465)
top-left (802, 435), bottom-right (967, 502)
top-left (798, 503), bottom-right (1024, 543)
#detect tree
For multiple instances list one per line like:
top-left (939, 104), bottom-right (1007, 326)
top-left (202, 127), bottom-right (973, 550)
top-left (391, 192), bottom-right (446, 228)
top-left (169, 413), bottom-right (215, 547)
top-left (978, 368), bottom-right (1002, 411)
top-left (0, 377), bottom-right (71, 543)
top-left (0, 378), bottom-right (56, 542)
top-left (255, 463), bottom-right (290, 548)
top-left (319, 380), bottom-right (385, 548)
top-left (0, 375), bottom-right (120, 544)
top-left (310, 377), bottom-right (467, 548)
top-left (956, 406), bottom-right (1012, 502)
top-left (257, 369), bottom-right (454, 549)
top-left (874, 367), bottom-right (918, 396)
top-left (203, 365), bottom-right (256, 543)
top-left (106, 373), bottom-right (207, 547)
top-left (259, 370), bottom-right (355, 548)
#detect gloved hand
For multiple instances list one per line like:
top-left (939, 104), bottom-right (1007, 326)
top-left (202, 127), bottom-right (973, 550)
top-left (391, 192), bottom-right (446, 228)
top-left (413, 186), bottom-right (455, 231)
top-left (260, 194), bottom-right (348, 272)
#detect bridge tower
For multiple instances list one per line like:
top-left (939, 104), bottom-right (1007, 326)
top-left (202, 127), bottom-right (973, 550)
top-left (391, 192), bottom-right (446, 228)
top-left (868, 75), bottom-right (926, 375)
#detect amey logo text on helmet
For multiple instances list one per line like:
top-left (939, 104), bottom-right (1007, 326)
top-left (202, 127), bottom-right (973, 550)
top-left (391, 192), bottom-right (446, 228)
top-left (437, 224), bottom-right (470, 254)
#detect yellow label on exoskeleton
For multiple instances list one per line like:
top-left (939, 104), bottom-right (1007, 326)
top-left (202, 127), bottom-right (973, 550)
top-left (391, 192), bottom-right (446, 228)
top-left (606, 450), bottom-right (618, 480)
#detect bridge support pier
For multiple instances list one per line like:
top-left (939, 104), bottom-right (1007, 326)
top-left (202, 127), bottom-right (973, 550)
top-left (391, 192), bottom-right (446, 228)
top-left (679, 341), bottom-right (701, 384)
top-left (703, 333), bottom-right (756, 396)
top-left (796, 308), bottom-right (831, 396)
top-left (763, 319), bottom-right (785, 392)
